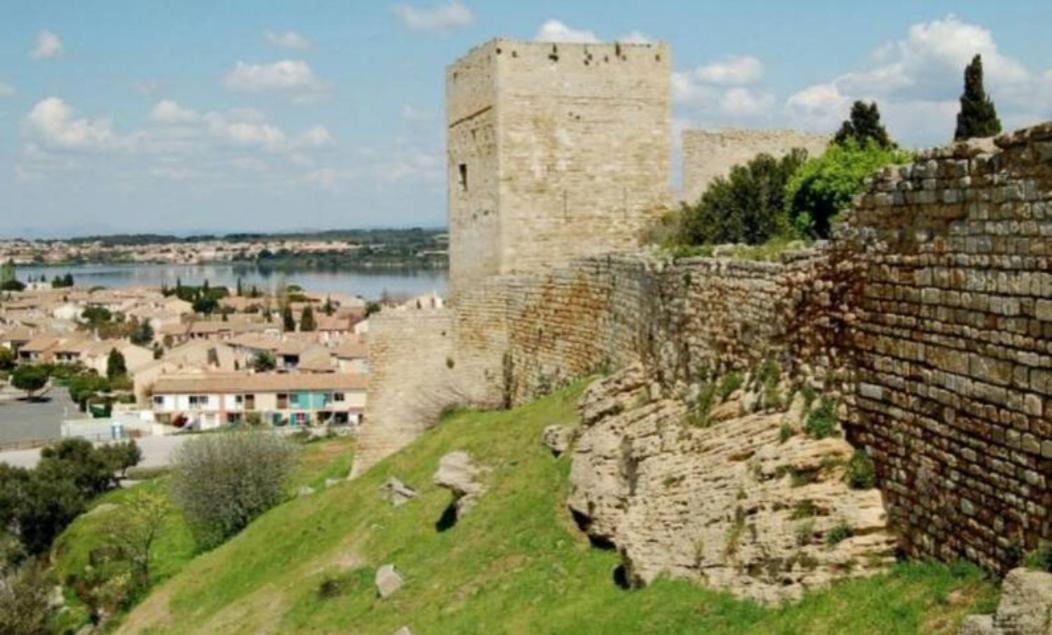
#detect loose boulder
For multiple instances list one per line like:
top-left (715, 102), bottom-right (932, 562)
top-left (375, 564), bottom-right (404, 599)
top-left (960, 567), bottom-right (1052, 634)
top-left (542, 425), bottom-right (575, 456)
top-left (379, 477), bottom-right (417, 507)
top-left (433, 451), bottom-right (487, 518)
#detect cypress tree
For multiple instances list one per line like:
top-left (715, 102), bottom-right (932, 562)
top-left (300, 305), bottom-right (317, 331)
top-left (282, 305), bottom-right (296, 332)
top-left (955, 54), bottom-right (1002, 140)
top-left (834, 101), bottom-right (894, 149)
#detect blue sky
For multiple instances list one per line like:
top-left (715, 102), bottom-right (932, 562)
top-left (1, 1), bottom-right (1050, 237)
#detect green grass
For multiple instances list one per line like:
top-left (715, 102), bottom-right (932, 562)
top-left (50, 435), bottom-right (354, 632)
top-left (113, 383), bottom-right (996, 634)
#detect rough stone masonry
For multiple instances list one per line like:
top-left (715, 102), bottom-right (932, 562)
top-left (359, 37), bottom-right (1050, 577)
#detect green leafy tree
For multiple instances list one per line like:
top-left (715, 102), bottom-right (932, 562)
top-left (193, 294), bottom-right (219, 315)
top-left (11, 365), bottom-right (49, 399)
top-left (364, 301), bottom-right (381, 317)
top-left (0, 560), bottom-right (53, 634)
top-left (130, 318), bottom-right (154, 346)
top-left (251, 351), bottom-right (277, 372)
top-left (834, 101), bottom-right (894, 149)
top-left (101, 487), bottom-right (169, 591)
top-left (0, 260), bottom-right (14, 287)
top-left (169, 433), bottom-right (296, 549)
top-left (99, 440), bottom-right (142, 478)
top-left (323, 296), bottom-right (335, 316)
top-left (299, 305), bottom-right (317, 332)
top-left (681, 150), bottom-right (808, 245)
top-left (955, 54), bottom-right (1002, 140)
top-left (785, 140), bottom-right (912, 238)
top-left (0, 347), bottom-right (14, 371)
top-left (107, 348), bottom-right (127, 380)
top-left (81, 305), bottom-right (113, 326)
top-left (282, 305), bottom-right (296, 332)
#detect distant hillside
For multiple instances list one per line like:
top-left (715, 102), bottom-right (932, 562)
top-left (114, 383), bottom-right (995, 634)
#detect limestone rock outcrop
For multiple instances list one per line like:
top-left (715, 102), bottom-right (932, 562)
top-left (433, 451), bottom-right (487, 519)
top-left (960, 568), bottom-right (1052, 635)
top-left (568, 364), bottom-right (896, 604)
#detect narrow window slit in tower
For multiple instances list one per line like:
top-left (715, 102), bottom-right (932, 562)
top-left (459, 163), bottom-right (468, 191)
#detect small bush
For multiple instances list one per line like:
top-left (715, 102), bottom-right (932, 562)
top-left (1024, 543), bottom-right (1052, 573)
top-left (717, 373), bottom-right (743, 402)
top-left (124, 466), bottom-right (170, 481)
top-left (826, 522), bottom-right (853, 546)
top-left (795, 520), bottom-right (815, 546)
top-left (0, 560), bottom-right (53, 633)
top-left (845, 450), bottom-right (876, 489)
top-left (170, 433), bottom-right (297, 549)
top-left (791, 499), bottom-right (817, 520)
top-left (804, 398), bottom-right (838, 439)
top-left (779, 421), bottom-right (795, 444)
top-left (687, 383), bottom-right (716, 428)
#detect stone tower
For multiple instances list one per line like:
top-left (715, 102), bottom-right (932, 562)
top-left (446, 38), bottom-right (670, 298)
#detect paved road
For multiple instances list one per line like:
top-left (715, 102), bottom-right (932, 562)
top-left (0, 390), bottom-right (74, 444)
top-left (0, 434), bottom-right (189, 469)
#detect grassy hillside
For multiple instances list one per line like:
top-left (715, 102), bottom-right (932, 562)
top-left (117, 384), bottom-right (996, 634)
top-left (50, 436), bottom-right (355, 631)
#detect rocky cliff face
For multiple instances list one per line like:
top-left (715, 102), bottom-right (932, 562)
top-left (568, 365), bottom-right (896, 604)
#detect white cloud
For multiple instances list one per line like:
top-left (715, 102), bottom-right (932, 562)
top-left (619, 31), bottom-right (652, 44)
top-left (222, 60), bottom-right (328, 101)
top-left (25, 97), bottom-right (115, 149)
top-left (391, 0), bottom-right (474, 32)
top-left (264, 30), bottom-right (311, 50)
top-left (0, 82), bottom-right (14, 98)
top-left (694, 55), bottom-right (763, 85)
top-left (534, 19), bottom-right (599, 44)
top-left (672, 55), bottom-right (774, 121)
top-left (401, 105), bottom-right (433, 122)
top-left (150, 99), bottom-right (200, 125)
top-left (296, 125), bottom-right (334, 148)
top-left (783, 14), bottom-right (1051, 145)
top-left (30, 30), bottom-right (64, 60)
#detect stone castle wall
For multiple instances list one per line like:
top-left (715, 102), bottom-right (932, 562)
top-left (680, 129), bottom-right (831, 203)
top-left (839, 126), bottom-right (1052, 571)
top-left (447, 39), bottom-right (670, 299)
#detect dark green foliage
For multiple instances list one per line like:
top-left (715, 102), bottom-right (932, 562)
top-left (834, 101), bottom-right (893, 149)
top-left (251, 351), bottom-right (277, 372)
top-left (680, 150), bottom-right (808, 246)
top-left (364, 301), bottom-right (381, 317)
top-left (169, 433), bottom-right (297, 549)
top-left (99, 440), bottom-right (143, 478)
top-left (717, 373), bottom-right (743, 401)
top-left (299, 305), bottom-right (317, 332)
top-left (825, 522), bottom-right (853, 546)
top-left (192, 295), bottom-right (219, 315)
top-left (130, 318), bottom-right (154, 346)
top-left (323, 296), bottom-right (335, 316)
top-left (107, 348), bottom-right (127, 380)
top-left (0, 347), bottom-right (14, 371)
top-left (51, 273), bottom-right (74, 288)
top-left (955, 54), bottom-right (1002, 140)
top-left (790, 499), bottom-right (818, 520)
top-left (0, 279), bottom-right (25, 292)
top-left (282, 305), bottom-right (296, 332)
top-left (785, 140), bottom-right (911, 238)
top-left (804, 398), bottom-right (837, 439)
top-left (11, 365), bottom-right (49, 399)
top-left (0, 439), bottom-right (133, 556)
top-left (1024, 543), bottom-right (1052, 573)
top-left (81, 305), bottom-right (113, 326)
top-left (779, 421), bottom-right (794, 444)
top-left (845, 449), bottom-right (876, 489)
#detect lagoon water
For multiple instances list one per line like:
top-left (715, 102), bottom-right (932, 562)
top-left (18, 262), bottom-right (448, 300)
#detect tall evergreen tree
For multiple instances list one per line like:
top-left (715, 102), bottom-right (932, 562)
top-left (299, 305), bottom-right (317, 332)
top-left (107, 348), bottom-right (127, 380)
top-left (834, 101), bottom-right (894, 149)
top-left (955, 54), bottom-right (1002, 140)
top-left (282, 305), bottom-right (296, 332)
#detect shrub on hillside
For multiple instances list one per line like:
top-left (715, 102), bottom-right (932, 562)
top-left (0, 560), bottom-right (53, 634)
top-left (170, 433), bottom-right (297, 549)
top-left (680, 149), bottom-right (808, 246)
top-left (784, 140), bottom-right (911, 238)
